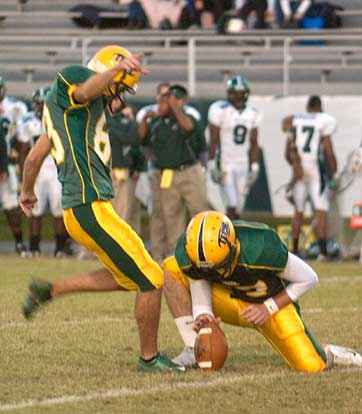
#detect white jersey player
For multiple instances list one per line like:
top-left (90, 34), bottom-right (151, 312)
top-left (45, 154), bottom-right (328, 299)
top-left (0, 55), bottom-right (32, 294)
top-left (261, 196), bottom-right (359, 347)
top-left (208, 76), bottom-right (261, 219)
top-left (17, 111), bottom-right (59, 197)
top-left (17, 87), bottom-right (68, 257)
top-left (0, 81), bottom-right (28, 192)
top-left (282, 95), bottom-right (337, 259)
top-left (0, 76), bottom-right (28, 256)
top-left (0, 81), bottom-right (28, 191)
top-left (0, 89), bottom-right (28, 140)
top-left (0, 95), bottom-right (28, 130)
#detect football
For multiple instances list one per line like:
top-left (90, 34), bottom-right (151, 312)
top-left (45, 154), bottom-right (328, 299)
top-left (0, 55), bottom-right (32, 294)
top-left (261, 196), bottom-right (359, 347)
top-left (194, 320), bottom-right (228, 370)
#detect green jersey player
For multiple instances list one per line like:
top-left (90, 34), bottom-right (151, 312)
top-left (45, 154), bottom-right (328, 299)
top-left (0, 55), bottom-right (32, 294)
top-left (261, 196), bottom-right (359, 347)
top-left (163, 210), bottom-right (362, 371)
top-left (19, 45), bottom-right (184, 373)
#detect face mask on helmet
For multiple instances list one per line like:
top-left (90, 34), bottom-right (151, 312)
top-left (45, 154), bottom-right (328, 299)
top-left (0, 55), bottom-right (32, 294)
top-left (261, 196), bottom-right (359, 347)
top-left (227, 76), bottom-right (250, 109)
top-left (185, 211), bottom-right (237, 279)
top-left (31, 86), bottom-right (50, 118)
top-left (87, 45), bottom-right (140, 114)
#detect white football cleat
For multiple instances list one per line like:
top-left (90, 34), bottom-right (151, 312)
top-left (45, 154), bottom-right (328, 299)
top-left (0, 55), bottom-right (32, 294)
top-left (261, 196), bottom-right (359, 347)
top-left (171, 346), bottom-right (198, 369)
top-left (324, 344), bottom-right (362, 368)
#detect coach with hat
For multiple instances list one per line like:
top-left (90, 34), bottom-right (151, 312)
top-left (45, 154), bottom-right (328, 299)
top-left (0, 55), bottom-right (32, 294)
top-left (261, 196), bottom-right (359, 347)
top-left (139, 84), bottom-right (207, 259)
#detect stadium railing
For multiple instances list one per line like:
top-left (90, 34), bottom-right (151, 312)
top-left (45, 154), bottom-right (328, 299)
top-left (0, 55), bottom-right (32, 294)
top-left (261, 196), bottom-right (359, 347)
top-left (2, 32), bottom-right (362, 97)
top-left (0, 10), bottom-right (83, 20)
top-left (336, 9), bottom-right (362, 17)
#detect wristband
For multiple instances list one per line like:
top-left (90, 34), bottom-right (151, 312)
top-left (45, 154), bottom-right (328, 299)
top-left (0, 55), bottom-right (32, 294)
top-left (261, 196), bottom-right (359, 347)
top-left (264, 297), bottom-right (279, 315)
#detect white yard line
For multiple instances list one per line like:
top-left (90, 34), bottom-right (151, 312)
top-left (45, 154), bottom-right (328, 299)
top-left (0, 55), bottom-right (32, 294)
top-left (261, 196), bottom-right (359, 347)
top-left (0, 372), bottom-right (302, 412)
top-left (0, 368), bottom-right (356, 412)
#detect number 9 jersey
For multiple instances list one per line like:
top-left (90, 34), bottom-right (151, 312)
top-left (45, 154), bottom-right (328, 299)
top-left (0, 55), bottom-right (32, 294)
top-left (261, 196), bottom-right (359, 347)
top-left (207, 99), bottom-right (262, 169)
top-left (43, 65), bottom-right (114, 209)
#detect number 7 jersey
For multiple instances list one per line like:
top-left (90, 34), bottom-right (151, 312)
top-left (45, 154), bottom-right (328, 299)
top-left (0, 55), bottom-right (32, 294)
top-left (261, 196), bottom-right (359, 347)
top-left (43, 65), bottom-right (114, 209)
top-left (292, 112), bottom-right (336, 163)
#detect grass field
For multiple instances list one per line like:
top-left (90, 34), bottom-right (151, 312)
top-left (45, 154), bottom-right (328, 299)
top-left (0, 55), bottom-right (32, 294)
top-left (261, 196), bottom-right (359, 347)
top-left (1, 256), bottom-right (362, 414)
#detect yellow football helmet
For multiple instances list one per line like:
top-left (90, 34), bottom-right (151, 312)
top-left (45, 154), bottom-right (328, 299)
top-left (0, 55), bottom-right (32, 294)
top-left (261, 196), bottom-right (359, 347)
top-left (185, 211), bottom-right (237, 278)
top-left (87, 45), bottom-right (140, 97)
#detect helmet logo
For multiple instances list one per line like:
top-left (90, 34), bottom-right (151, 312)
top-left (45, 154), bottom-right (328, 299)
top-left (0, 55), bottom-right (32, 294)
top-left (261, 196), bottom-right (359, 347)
top-left (113, 53), bottom-right (135, 78)
top-left (114, 53), bottom-right (125, 62)
top-left (218, 221), bottom-right (230, 247)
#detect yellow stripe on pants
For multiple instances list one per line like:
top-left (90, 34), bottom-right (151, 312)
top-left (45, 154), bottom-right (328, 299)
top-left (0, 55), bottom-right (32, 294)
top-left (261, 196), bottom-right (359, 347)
top-left (90, 201), bottom-right (164, 289)
top-left (63, 204), bottom-right (139, 291)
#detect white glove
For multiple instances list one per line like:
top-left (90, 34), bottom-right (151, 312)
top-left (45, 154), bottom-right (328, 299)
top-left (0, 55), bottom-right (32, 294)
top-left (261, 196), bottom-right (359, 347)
top-left (247, 162), bottom-right (260, 187)
top-left (208, 159), bottom-right (222, 184)
top-left (351, 148), bottom-right (362, 175)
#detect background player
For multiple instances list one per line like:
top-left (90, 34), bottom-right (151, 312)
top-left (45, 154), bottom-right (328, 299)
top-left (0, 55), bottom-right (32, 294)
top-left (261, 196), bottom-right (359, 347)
top-left (0, 76), bottom-right (28, 256)
top-left (17, 86), bottom-right (69, 257)
top-left (208, 76), bottom-right (261, 219)
top-left (282, 95), bottom-right (337, 260)
top-left (108, 102), bottom-right (146, 235)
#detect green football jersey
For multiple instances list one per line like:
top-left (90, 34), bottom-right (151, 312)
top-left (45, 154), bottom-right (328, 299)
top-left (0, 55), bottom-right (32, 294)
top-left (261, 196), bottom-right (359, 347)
top-left (107, 112), bottom-right (140, 169)
top-left (43, 65), bottom-right (114, 209)
top-left (175, 220), bottom-right (289, 303)
top-left (146, 112), bottom-right (206, 170)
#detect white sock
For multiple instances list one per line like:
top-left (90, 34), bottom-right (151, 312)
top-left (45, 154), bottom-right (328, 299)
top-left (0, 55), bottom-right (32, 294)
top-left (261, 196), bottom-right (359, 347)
top-left (175, 316), bottom-right (197, 348)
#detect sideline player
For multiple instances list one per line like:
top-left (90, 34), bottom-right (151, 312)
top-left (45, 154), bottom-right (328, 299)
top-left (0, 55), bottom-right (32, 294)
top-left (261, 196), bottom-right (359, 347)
top-left (136, 82), bottom-right (202, 263)
top-left (208, 76), bottom-right (261, 219)
top-left (17, 87), bottom-right (69, 257)
top-left (0, 76), bottom-right (28, 256)
top-left (282, 96), bottom-right (337, 260)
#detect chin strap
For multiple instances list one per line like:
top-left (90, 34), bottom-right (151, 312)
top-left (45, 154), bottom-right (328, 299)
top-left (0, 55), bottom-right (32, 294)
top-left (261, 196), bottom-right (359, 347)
top-left (214, 240), bottom-right (237, 279)
top-left (107, 80), bottom-right (137, 115)
top-left (107, 94), bottom-right (126, 115)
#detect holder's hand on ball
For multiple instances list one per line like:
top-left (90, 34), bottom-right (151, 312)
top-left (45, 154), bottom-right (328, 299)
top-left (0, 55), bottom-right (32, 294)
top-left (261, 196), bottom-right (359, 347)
top-left (194, 314), bottom-right (221, 333)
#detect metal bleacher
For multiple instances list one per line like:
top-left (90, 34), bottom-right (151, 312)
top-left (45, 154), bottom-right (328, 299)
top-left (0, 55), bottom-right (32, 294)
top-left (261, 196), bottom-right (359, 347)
top-left (1, 0), bottom-right (362, 98)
